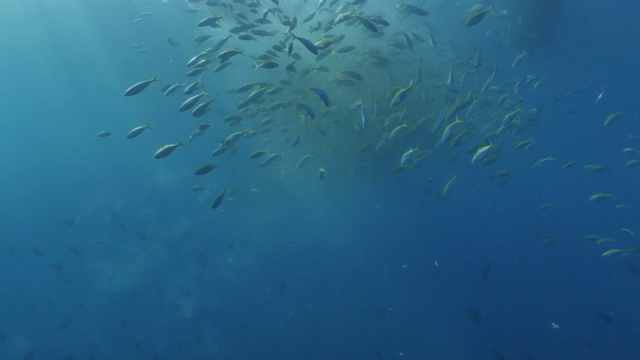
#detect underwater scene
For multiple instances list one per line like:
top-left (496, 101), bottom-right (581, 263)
top-left (1, 0), bottom-right (640, 358)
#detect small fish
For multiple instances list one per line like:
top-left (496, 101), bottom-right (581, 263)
top-left (340, 70), bottom-right (363, 81)
top-left (308, 87), bottom-right (330, 107)
top-left (289, 32), bottom-right (318, 55)
top-left (390, 80), bottom-right (413, 107)
top-left (604, 110), bottom-right (623, 126)
top-left (221, 131), bottom-right (247, 146)
top-left (441, 118), bottom-right (463, 143)
top-left (398, 3), bottom-right (429, 16)
top-left (588, 193), bottom-right (616, 202)
top-left (97, 130), bottom-right (111, 138)
top-left (360, 104), bottom-right (369, 130)
top-left (355, 15), bottom-right (377, 32)
top-left (389, 123), bottom-right (408, 142)
top-left (538, 204), bottom-right (555, 212)
top-left (501, 108), bottom-right (521, 128)
top-left (317, 166), bottom-right (325, 180)
top-left (124, 76), bottom-right (160, 96)
top-left (333, 11), bottom-right (355, 26)
top-left (179, 90), bottom-right (207, 112)
top-left (211, 189), bottom-right (228, 209)
top-left (594, 87), bottom-right (607, 104)
top-left (400, 147), bottom-right (419, 166)
top-left (163, 83), bottom-right (184, 96)
top-left (191, 98), bottom-right (215, 117)
top-left (217, 49), bottom-right (244, 62)
top-left (197, 16), bottom-right (222, 28)
top-left (532, 156), bottom-right (554, 168)
top-left (153, 141), bottom-right (184, 159)
top-left (211, 145), bottom-right (230, 157)
top-left (255, 61), bottom-right (279, 70)
top-left (512, 50), bottom-right (528, 69)
top-left (584, 164), bottom-right (609, 173)
top-left (432, 109), bottom-right (446, 134)
top-left (471, 143), bottom-right (492, 163)
top-left (428, 32), bottom-right (437, 48)
top-left (296, 153), bottom-right (312, 169)
top-left (465, 6), bottom-right (492, 27)
top-left (260, 153), bottom-right (283, 167)
top-left (126, 122), bottom-right (151, 139)
top-left (194, 164), bottom-right (216, 175)
top-left (249, 149), bottom-right (268, 159)
top-left (183, 81), bottom-right (202, 95)
top-left (601, 248), bottom-right (625, 257)
top-left (186, 66), bottom-right (208, 77)
top-left (442, 174), bottom-right (459, 198)
top-left (620, 228), bottom-right (635, 237)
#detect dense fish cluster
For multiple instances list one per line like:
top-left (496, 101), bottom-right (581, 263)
top-left (104, 0), bottom-right (636, 259)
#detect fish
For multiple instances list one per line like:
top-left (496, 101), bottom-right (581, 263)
top-left (179, 90), bottom-right (207, 112)
top-left (501, 108), bottom-right (521, 128)
top-left (197, 16), bottom-right (222, 28)
top-left (465, 6), bottom-right (492, 27)
top-left (390, 80), bottom-right (413, 107)
top-left (260, 153), bottom-right (283, 167)
top-left (212, 35), bottom-right (232, 53)
top-left (183, 81), bottom-right (201, 95)
top-left (360, 104), bottom-right (369, 130)
top-left (428, 32), bottom-right (437, 48)
top-left (400, 147), bottom-right (419, 166)
top-left (583, 164), bottom-right (609, 172)
top-left (512, 50), bottom-right (528, 69)
top-left (97, 130), bottom-right (111, 138)
top-left (317, 166), bottom-right (325, 180)
top-left (221, 131), bottom-right (248, 146)
top-left (308, 87), bottom-right (330, 107)
top-left (601, 248), bottom-right (625, 257)
top-left (194, 164), bottom-right (216, 175)
top-left (217, 49), bottom-right (244, 62)
top-left (355, 15), bottom-right (377, 32)
top-left (163, 83), bottom-right (184, 96)
top-left (532, 156), bottom-right (554, 168)
top-left (186, 66), bottom-right (208, 77)
top-left (296, 154), bottom-right (312, 169)
top-left (126, 122), bottom-right (151, 139)
top-left (389, 124), bottom-right (408, 142)
top-left (538, 204), bottom-right (554, 212)
top-left (333, 11), bottom-right (354, 26)
top-left (595, 87), bottom-right (607, 104)
top-left (288, 32), bottom-right (318, 55)
top-left (398, 3), bottom-right (429, 16)
top-left (255, 61), bottom-right (279, 70)
top-left (588, 193), bottom-right (616, 202)
top-left (153, 141), bottom-right (184, 159)
top-left (249, 149), bottom-right (268, 159)
top-left (442, 174), bottom-right (459, 198)
top-left (211, 189), bottom-right (228, 209)
top-left (604, 110), bottom-right (623, 126)
top-left (211, 145), bottom-right (230, 157)
top-left (191, 97), bottom-right (215, 117)
top-left (441, 118), bottom-right (463, 143)
top-left (471, 143), bottom-right (492, 163)
top-left (124, 76), bottom-right (160, 96)
top-left (340, 70), bottom-right (363, 81)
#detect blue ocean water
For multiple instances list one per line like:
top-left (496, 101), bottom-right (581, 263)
top-left (1, 0), bottom-right (639, 359)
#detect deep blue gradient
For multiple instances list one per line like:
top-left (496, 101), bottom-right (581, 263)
top-left (1, 0), bottom-right (639, 359)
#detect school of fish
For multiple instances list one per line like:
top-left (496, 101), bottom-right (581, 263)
top-left (104, 0), bottom-right (637, 260)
